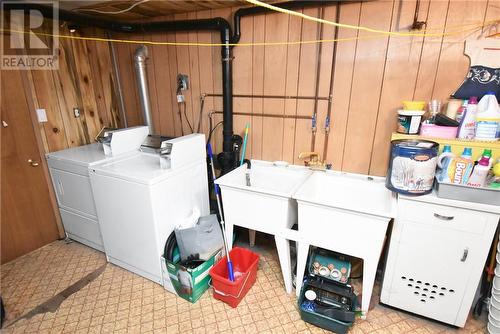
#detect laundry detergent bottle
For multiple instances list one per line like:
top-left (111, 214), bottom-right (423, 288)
top-left (466, 156), bottom-right (491, 188)
top-left (482, 149), bottom-right (493, 166)
top-left (475, 92), bottom-right (500, 141)
top-left (461, 147), bottom-right (473, 159)
top-left (437, 145), bottom-right (455, 169)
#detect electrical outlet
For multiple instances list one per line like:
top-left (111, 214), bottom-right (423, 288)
top-left (177, 74), bottom-right (189, 91)
top-left (73, 108), bottom-right (81, 118)
top-left (36, 108), bottom-right (48, 123)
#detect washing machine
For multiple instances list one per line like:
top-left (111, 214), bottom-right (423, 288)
top-left (46, 126), bottom-right (149, 251)
top-left (89, 134), bottom-right (209, 285)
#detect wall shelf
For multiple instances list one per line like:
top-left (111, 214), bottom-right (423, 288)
top-left (391, 133), bottom-right (500, 161)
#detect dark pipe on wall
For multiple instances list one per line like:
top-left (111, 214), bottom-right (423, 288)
top-left (231, 1), bottom-right (338, 44)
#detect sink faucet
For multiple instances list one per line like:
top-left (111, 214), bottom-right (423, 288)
top-left (298, 152), bottom-right (329, 170)
top-left (242, 159), bottom-right (251, 186)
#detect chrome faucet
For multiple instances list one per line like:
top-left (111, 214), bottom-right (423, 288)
top-left (242, 159), bottom-right (251, 186)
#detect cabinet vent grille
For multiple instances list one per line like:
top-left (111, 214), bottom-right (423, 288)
top-left (400, 276), bottom-right (455, 301)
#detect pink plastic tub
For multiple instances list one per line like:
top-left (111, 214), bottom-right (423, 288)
top-left (419, 123), bottom-right (458, 139)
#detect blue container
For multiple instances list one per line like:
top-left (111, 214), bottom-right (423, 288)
top-left (386, 139), bottom-right (439, 195)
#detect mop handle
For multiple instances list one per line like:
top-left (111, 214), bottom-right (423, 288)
top-left (207, 144), bottom-right (223, 211)
top-left (207, 144), bottom-right (235, 281)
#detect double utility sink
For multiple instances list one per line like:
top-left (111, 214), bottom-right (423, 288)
top-left (215, 160), bottom-right (396, 317)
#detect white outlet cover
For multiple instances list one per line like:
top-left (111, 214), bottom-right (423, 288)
top-left (36, 109), bottom-right (48, 123)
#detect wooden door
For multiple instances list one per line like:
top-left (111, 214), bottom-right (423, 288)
top-left (1, 70), bottom-right (61, 264)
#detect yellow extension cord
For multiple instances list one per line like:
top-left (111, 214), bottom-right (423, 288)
top-left (0, 0), bottom-right (497, 47)
top-left (245, 0), bottom-right (497, 38)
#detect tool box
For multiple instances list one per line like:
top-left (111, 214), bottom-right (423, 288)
top-left (298, 248), bottom-right (357, 333)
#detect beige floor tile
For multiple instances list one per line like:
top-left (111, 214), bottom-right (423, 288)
top-left (0, 239), bottom-right (488, 334)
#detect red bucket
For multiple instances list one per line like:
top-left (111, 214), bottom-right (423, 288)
top-left (209, 247), bottom-right (259, 308)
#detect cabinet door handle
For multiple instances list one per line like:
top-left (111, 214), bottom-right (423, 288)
top-left (57, 180), bottom-right (64, 196)
top-left (461, 248), bottom-right (468, 262)
top-left (434, 213), bottom-right (454, 221)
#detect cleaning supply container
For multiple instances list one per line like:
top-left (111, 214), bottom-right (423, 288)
top-left (419, 123), bottom-right (458, 138)
top-left (437, 145), bottom-right (455, 168)
top-left (209, 247), bottom-right (259, 308)
top-left (386, 139), bottom-right (439, 195)
top-left (475, 92), bottom-right (500, 141)
top-left (397, 110), bottom-right (425, 134)
top-left (457, 96), bottom-right (478, 139)
top-left (402, 100), bottom-right (426, 110)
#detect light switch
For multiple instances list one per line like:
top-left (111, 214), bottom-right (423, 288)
top-left (36, 108), bottom-right (48, 123)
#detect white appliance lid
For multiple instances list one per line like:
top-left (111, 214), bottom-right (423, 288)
top-left (90, 153), bottom-right (177, 185)
top-left (46, 143), bottom-right (111, 167)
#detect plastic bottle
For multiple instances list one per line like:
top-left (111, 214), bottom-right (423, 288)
top-left (482, 149), bottom-right (493, 167)
top-left (457, 96), bottom-right (477, 139)
top-left (437, 145), bottom-right (455, 168)
top-left (475, 92), bottom-right (500, 141)
top-left (438, 147), bottom-right (474, 184)
top-left (455, 99), bottom-right (468, 123)
top-left (461, 147), bottom-right (472, 159)
top-left (466, 156), bottom-right (491, 187)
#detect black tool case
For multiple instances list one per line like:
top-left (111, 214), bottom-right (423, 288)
top-left (298, 248), bottom-right (359, 333)
top-left (298, 276), bottom-right (356, 333)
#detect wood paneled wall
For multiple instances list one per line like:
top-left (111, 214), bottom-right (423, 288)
top-left (22, 26), bottom-right (121, 154)
top-left (96, 1), bottom-right (498, 175)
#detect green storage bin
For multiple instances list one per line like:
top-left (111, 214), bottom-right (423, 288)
top-left (161, 249), bottom-right (223, 303)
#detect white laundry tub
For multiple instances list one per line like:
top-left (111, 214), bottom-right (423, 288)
top-left (293, 171), bottom-right (396, 316)
top-left (215, 160), bottom-right (312, 293)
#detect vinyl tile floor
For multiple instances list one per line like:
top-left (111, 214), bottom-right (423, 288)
top-left (0, 234), bottom-right (488, 333)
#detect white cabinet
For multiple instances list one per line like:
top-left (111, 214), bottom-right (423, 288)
top-left (381, 194), bottom-right (499, 327)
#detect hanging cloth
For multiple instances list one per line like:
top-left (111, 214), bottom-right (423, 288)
top-left (453, 38), bottom-right (500, 101)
